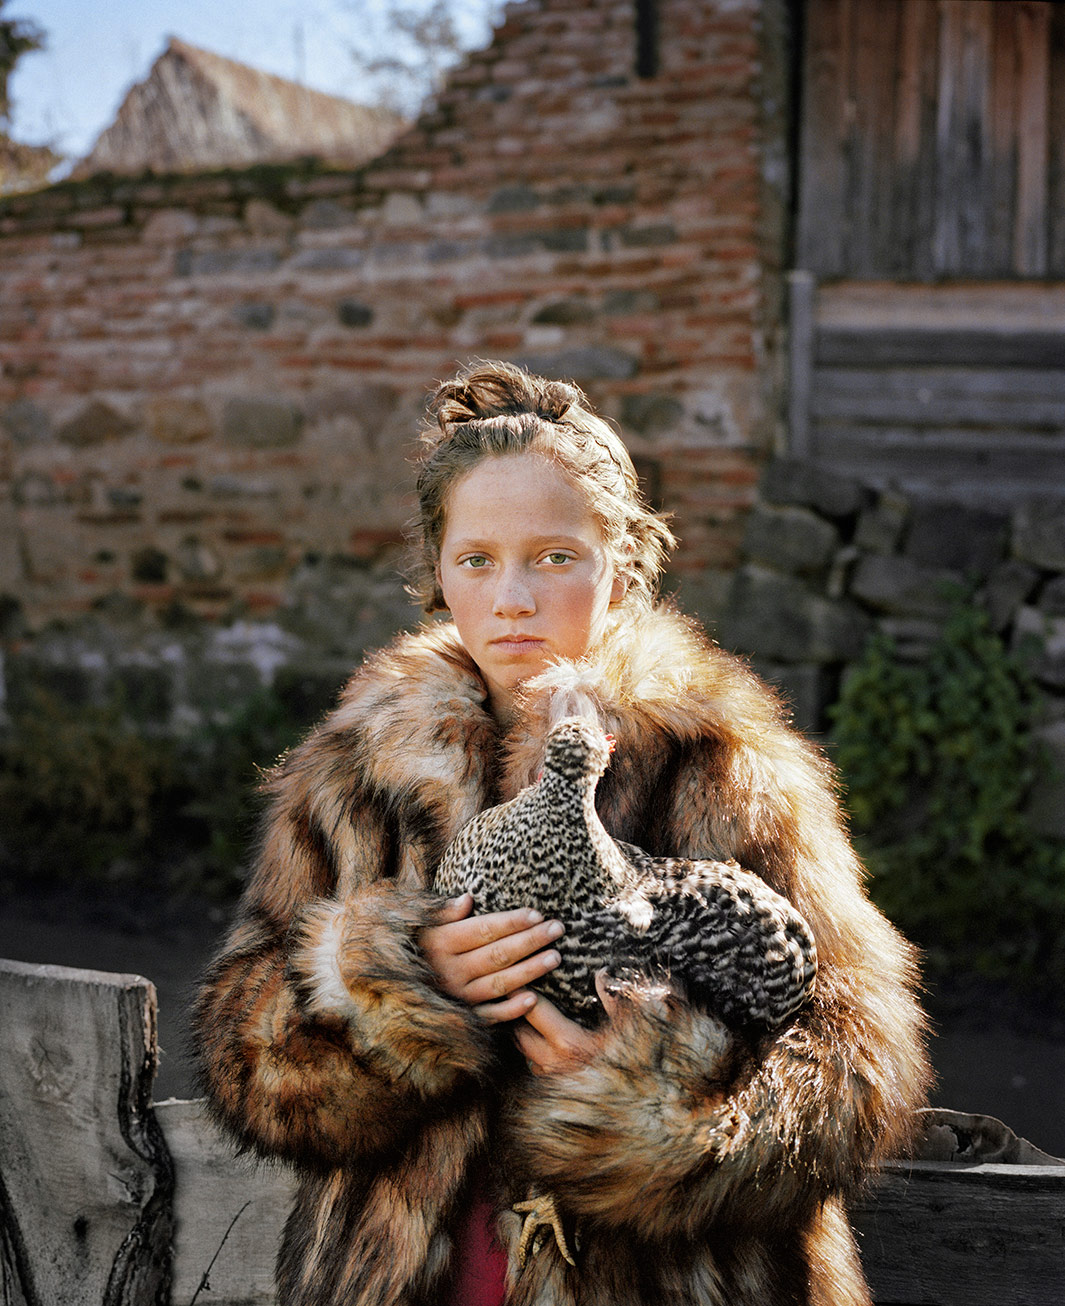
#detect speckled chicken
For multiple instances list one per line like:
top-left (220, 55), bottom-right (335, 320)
top-left (434, 716), bottom-right (817, 1031)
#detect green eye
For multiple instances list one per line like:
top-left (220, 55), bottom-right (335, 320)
top-left (546, 552), bottom-right (571, 565)
top-left (463, 555), bottom-right (489, 568)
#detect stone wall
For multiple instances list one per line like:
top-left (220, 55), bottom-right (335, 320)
top-left (0, 0), bottom-right (789, 669)
top-left (720, 461), bottom-right (1065, 837)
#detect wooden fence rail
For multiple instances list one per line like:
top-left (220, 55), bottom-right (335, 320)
top-left (1, 958), bottom-right (1062, 1305)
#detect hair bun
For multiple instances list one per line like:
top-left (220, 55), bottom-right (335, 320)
top-left (427, 360), bottom-right (585, 441)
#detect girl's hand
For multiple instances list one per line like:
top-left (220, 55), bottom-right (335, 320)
top-left (419, 893), bottom-right (566, 1024)
top-left (514, 992), bottom-right (602, 1074)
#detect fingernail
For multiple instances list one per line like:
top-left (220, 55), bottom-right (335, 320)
top-left (546, 920), bottom-right (564, 940)
top-left (544, 950), bottom-right (561, 967)
top-left (525, 909), bottom-right (543, 925)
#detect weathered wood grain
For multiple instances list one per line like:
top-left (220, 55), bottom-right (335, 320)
top-left (797, 0), bottom-right (1065, 279)
top-left (155, 1099), bottom-right (294, 1306)
top-left (855, 1161), bottom-right (1065, 1306)
top-left (812, 367), bottom-right (1065, 430)
top-left (816, 327), bottom-right (1065, 368)
top-left (0, 959), bottom-right (172, 1306)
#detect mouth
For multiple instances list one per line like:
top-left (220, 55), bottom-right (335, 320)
top-left (490, 635), bottom-right (545, 653)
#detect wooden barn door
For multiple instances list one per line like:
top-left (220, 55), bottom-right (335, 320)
top-left (791, 0), bottom-right (1065, 495)
top-left (798, 0), bottom-right (1065, 279)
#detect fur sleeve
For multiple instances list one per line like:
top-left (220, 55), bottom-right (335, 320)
top-left (505, 712), bottom-right (930, 1240)
top-left (192, 725), bottom-right (496, 1169)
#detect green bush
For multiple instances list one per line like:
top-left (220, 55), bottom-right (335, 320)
top-left (829, 603), bottom-right (1065, 988)
top-left (0, 686), bottom-right (318, 899)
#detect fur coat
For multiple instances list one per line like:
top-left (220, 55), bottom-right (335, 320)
top-left (193, 604), bottom-right (930, 1306)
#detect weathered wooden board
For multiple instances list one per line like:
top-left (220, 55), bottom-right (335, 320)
top-left (797, 0), bottom-right (1065, 279)
top-left (155, 1099), bottom-right (295, 1306)
top-left (816, 328), bottom-right (1065, 369)
top-left (812, 369), bottom-right (1065, 430)
top-left (0, 959), bottom-right (172, 1306)
top-left (855, 1160), bottom-right (1065, 1306)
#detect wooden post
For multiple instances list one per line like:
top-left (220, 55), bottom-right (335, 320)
top-left (0, 960), bottom-right (172, 1306)
top-left (787, 269), bottom-right (816, 458)
top-left (155, 1099), bottom-right (294, 1306)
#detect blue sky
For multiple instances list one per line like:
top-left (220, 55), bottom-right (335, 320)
top-left (8, 0), bottom-right (500, 162)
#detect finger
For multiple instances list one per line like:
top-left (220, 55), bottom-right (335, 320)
top-left (472, 989), bottom-right (538, 1024)
top-left (521, 992), bottom-right (576, 1039)
top-left (447, 907), bottom-right (552, 954)
top-left (462, 919), bottom-right (564, 980)
top-left (462, 946), bottom-right (562, 1004)
top-left (432, 893), bottom-right (474, 924)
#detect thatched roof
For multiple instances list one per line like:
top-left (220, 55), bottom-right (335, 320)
top-left (75, 37), bottom-right (406, 177)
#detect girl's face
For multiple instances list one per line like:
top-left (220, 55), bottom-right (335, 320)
top-left (437, 452), bottom-right (625, 719)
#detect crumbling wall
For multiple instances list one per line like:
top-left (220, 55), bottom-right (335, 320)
top-left (0, 0), bottom-right (789, 672)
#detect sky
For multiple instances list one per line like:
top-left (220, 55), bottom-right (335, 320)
top-left (7, 0), bottom-right (500, 163)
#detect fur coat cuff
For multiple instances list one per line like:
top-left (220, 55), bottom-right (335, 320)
top-left (294, 882), bottom-right (495, 1098)
top-left (505, 990), bottom-right (823, 1243)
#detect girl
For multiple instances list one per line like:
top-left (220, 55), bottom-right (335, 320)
top-left (193, 361), bottom-right (929, 1306)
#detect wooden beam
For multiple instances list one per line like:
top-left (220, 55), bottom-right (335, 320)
top-left (156, 1100), bottom-right (294, 1306)
top-left (787, 270), bottom-right (816, 457)
top-left (0, 960), bottom-right (172, 1306)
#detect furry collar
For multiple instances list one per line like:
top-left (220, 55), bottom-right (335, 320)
top-left (331, 604), bottom-right (779, 806)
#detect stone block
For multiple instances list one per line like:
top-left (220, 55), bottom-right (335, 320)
top-left (720, 565), bottom-right (872, 664)
top-left (602, 289), bottom-right (660, 315)
top-left (1013, 607), bottom-right (1065, 690)
top-left (620, 393), bottom-right (685, 438)
top-left (1025, 719), bottom-right (1065, 839)
top-left (741, 503), bottom-right (838, 578)
top-left (288, 246), bottom-right (364, 271)
top-left (748, 659), bottom-right (836, 735)
top-left (854, 493), bottom-right (909, 555)
top-left (531, 299), bottom-right (597, 326)
top-left (337, 300), bottom-right (374, 327)
top-left (760, 458), bottom-right (865, 519)
top-left (146, 397), bottom-right (212, 444)
top-left (140, 208), bottom-right (198, 243)
top-left (487, 185), bottom-right (541, 213)
top-left (131, 547), bottom-right (168, 584)
top-left (1014, 497), bottom-right (1065, 570)
top-left (2, 398), bottom-right (52, 445)
top-left (57, 400), bottom-right (137, 447)
top-left (512, 346), bottom-right (638, 381)
top-left (233, 302), bottom-right (276, 330)
top-left (982, 562), bottom-right (1040, 632)
top-left (877, 616), bottom-right (946, 661)
top-left (175, 536), bottom-right (222, 583)
top-left (849, 554), bottom-right (964, 618)
top-left (175, 248), bottom-right (282, 277)
top-left (244, 199), bottom-right (294, 236)
top-left (904, 500), bottom-right (1009, 575)
top-left (1041, 575), bottom-right (1065, 616)
top-left (221, 398), bottom-right (303, 449)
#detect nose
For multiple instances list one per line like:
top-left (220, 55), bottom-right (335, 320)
top-left (493, 566), bottom-right (536, 618)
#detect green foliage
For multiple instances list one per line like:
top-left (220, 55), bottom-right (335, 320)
top-left (0, 685), bottom-right (317, 899)
top-left (0, 688), bottom-right (181, 880)
top-left (829, 603), bottom-right (1065, 988)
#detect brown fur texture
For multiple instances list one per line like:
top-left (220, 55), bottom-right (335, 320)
top-left (192, 604), bottom-right (930, 1306)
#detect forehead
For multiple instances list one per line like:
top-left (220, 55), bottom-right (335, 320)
top-left (441, 453), bottom-right (604, 540)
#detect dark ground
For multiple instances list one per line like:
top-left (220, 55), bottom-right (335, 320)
top-left (2, 885), bottom-right (1063, 1158)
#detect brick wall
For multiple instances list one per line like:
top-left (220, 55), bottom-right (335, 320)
top-left (0, 0), bottom-right (790, 641)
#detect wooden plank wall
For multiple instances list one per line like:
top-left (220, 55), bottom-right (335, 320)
top-left (792, 280), bottom-right (1065, 497)
top-left (798, 0), bottom-right (1065, 280)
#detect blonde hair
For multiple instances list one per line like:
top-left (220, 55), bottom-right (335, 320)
top-left (409, 360), bottom-right (675, 612)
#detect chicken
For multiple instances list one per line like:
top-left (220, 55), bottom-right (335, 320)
top-left (433, 716), bottom-right (817, 1031)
